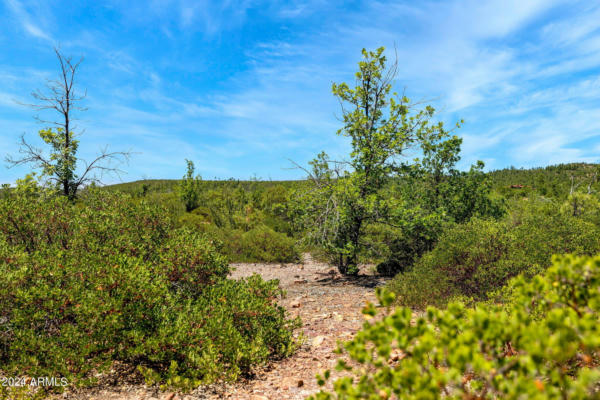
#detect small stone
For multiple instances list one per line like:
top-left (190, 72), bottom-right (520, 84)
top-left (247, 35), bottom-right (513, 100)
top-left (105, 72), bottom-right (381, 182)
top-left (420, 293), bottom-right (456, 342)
top-left (390, 349), bottom-right (405, 361)
top-left (297, 379), bottom-right (304, 387)
top-left (290, 300), bottom-right (301, 308)
top-left (312, 335), bottom-right (325, 348)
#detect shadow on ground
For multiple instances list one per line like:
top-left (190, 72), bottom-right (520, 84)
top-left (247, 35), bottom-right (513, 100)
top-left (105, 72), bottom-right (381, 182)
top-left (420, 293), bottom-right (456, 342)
top-left (312, 271), bottom-right (389, 289)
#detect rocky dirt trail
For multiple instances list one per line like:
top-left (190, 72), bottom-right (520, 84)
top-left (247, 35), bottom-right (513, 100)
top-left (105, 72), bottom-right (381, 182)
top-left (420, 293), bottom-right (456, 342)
top-left (53, 254), bottom-right (388, 400)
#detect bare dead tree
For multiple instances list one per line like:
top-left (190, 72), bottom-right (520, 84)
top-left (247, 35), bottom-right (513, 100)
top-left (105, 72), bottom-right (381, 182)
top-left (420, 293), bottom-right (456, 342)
top-left (587, 172), bottom-right (597, 194)
top-left (569, 175), bottom-right (583, 195)
top-left (5, 47), bottom-right (130, 199)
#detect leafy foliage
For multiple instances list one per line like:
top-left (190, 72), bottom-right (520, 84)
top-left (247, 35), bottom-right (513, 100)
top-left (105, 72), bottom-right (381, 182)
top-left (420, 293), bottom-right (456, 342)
top-left (179, 159), bottom-right (202, 212)
top-left (108, 176), bottom-right (300, 263)
top-left (231, 225), bottom-right (300, 263)
top-left (177, 181), bottom-right (300, 263)
top-left (293, 48), bottom-right (455, 274)
top-left (388, 198), bottom-right (600, 309)
top-left (185, 222), bottom-right (300, 264)
top-left (371, 161), bottom-right (504, 276)
top-left (293, 47), bottom-right (501, 276)
top-left (560, 192), bottom-right (600, 219)
top-left (0, 185), bottom-right (299, 396)
top-left (310, 254), bottom-right (600, 399)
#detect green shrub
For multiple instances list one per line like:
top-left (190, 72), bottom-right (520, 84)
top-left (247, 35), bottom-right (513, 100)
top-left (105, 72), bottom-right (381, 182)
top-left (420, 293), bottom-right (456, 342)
top-left (156, 228), bottom-right (229, 296)
top-left (0, 188), bottom-right (299, 396)
top-left (231, 225), bottom-right (300, 263)
top-left (310, 254), bottom-right (600, 399)
top-left (180, 214), bottom-right (300, 264)
top-left (387, 218), bottom-right (511, 309)
top-left (190, 206), bottom-right (213, 221)
top-left (363, 211), bottom-right (451, 276)
top-left (388, 200), bottom-right (600, 308)
top-left (145, 191), bottom-right (186, 223)
top-left (136, 275), bottom-right (299, 388)
top-left (560, 192), bottom-right (600, 221)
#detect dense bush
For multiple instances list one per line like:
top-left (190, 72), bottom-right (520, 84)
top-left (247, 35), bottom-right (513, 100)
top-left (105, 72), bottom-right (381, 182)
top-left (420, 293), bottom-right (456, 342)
top-left (156, 227), bottom-right (230, 295)
top-left (174, 179), bottom-right (300, 264)
top-left (0, 187), bottom-right (299, 396)
top-left (180, 214), bottom-right (300, 263)
top-left (364, 210), bottom-right (451, 276)
top-left (310, 254), bottom-right (600, 399)
top-left (388, 199), bottom-right (600, 309)
top-left (363, 158), bottom-right (505, 277)
top-left (386, 218), bottom-right (506, 309)
top-left (233, 225), bottom-right (300, 263)
top-left (560, 192), bottom-right (600, 221)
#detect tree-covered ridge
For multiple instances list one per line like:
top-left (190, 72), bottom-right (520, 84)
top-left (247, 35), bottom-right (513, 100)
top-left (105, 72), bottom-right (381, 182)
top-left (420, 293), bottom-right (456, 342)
top-left (488, 162), bottom-right (600, 200)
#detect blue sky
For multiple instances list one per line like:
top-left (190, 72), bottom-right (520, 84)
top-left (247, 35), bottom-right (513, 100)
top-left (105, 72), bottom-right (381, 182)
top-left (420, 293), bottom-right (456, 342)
top-left (1, 0), bottom-right (599, 183)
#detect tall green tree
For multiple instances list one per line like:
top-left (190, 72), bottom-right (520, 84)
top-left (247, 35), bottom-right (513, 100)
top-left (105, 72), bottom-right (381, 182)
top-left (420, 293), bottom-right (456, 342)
top-left (407, 135), bottom-right (504, 224)
top-left (5, 48), bottom-right (130, 199)
top-left (294, 47), bottom-right (467, 274)
top-left (293, 47), bottom-right (502, 275)
top-left (180, 159), bottom-right (201, 212)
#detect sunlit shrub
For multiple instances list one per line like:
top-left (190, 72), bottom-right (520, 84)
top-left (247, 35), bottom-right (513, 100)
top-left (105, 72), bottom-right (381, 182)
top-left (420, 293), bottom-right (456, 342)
top-left (0, 188), bottom-right (299, 396)
top-left (231, 225), bottom-right (300, 263)
top-left (310, 254), bottom-right (600, 399)
top-left (388, 200), bottom-right (600, 308)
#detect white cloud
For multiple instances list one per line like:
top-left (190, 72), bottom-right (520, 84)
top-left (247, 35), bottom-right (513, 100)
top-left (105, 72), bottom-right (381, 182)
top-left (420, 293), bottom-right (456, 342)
top-left (2, 0), bottom-right (600, 181)
top-left (541, 3), bottom-right (600, 46)
top-left (3, 0), bottom-right (54, 41)
top-left (110, 0), bottom-right (257, 36)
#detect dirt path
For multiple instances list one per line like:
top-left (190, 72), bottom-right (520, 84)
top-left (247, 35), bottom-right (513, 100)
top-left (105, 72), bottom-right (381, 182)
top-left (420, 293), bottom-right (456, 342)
top-left (52, 255), bottom-right (388, 400)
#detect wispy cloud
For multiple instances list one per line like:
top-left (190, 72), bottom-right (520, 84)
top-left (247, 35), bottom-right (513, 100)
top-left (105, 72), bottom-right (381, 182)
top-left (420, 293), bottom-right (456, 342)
top-left (3, 0), bottom-right (53, 41)
top-left (1, 0), bottom-right (600, 183)
top-left (108, 0), bottom-right (258, 37)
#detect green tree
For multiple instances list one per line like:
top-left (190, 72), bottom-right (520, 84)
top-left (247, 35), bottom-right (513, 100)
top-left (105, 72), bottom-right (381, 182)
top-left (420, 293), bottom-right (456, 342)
top-left (180, 159), bottom-right (201, 212)
top-left (5, 48), bottom-right (130, 200)
top-left (294, 47), bottom-right (465, 275)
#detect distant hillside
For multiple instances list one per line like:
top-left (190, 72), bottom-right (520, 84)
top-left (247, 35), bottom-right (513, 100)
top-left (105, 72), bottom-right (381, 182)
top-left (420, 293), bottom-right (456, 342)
top-left (488, 162), bottom-right (600, 199)
top-left (103, 162), bottom-right (600, 201)
top-left (105, 178), bottom-right (305, 196)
